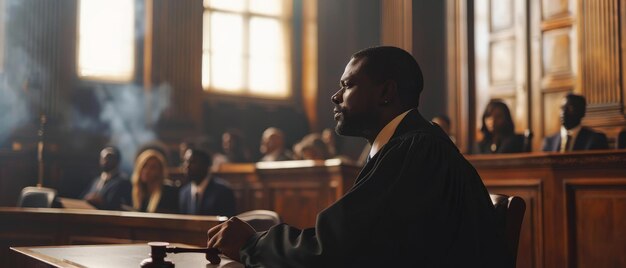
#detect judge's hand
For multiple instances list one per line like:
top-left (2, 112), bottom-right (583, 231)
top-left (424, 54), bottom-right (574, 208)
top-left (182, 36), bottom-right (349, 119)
top-left (207, 217), bottom-right (256, 262)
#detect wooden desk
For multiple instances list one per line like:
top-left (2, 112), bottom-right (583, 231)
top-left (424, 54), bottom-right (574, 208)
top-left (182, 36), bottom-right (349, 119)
top-left (10, 243), bottom-right (244, 268)
top-left (0, 208), bottom-right (226, 262)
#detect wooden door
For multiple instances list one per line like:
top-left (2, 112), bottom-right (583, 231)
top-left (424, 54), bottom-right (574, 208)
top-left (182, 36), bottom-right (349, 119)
top-left (475, 0), bottom-right (530, 139)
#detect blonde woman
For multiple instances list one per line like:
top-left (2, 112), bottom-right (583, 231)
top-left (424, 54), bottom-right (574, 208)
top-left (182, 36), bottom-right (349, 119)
top-left (130, 150), bottom-right (178, 213)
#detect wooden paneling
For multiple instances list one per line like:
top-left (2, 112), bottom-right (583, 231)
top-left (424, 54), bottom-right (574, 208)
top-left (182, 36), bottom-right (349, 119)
top-left (475, 0), bottom-right (529, 133)
top-left (542, 0), bottom-right (572, 19)
top-left (564, 179), bottom-right (626, 267)
top-left (151, 0), bottom-right (203, 129)
top-left (542, 27), bottom-right (573, 77)
top-left (578, 0), bottom-right (626, 132)
top-left (484, 179), bottom-right (543, 268)
top-left (468, 149), bottom-right (626, 267)
top-left (215, 160), bottom-right (360, 229)
top-left (3, 0), bottom-right (76, 120)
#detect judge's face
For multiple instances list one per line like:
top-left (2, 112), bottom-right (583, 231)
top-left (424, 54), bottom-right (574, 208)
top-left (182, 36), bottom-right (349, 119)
top-left (140, 157), bottom-right (163, 184)
top-left (331, 57), bottom-right (382, 137)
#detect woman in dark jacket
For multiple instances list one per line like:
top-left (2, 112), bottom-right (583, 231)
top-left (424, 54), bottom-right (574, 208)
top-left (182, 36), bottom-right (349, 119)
top-left (474, 100), bottom-right (525, 154)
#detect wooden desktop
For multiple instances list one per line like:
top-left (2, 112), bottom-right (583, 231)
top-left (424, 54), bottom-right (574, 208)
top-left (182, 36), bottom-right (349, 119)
top-left (10, 243), bottom-right (243, 268)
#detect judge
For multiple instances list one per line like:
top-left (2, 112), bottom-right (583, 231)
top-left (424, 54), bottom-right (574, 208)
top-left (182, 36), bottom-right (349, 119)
top-left (206, 46), bottom-right (508, 267)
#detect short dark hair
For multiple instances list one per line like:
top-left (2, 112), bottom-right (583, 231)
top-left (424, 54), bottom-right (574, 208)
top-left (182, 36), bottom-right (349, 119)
top-left (189, 148), bottom-right (212, 167)
top-left (102, 146), bottom-right (121, 162)
top-left (565, 93), bottom-right (586, 115)
top-left (352, 46), bottom-right (424, 108)
top-left (480, 100), bottom-right (515, 139)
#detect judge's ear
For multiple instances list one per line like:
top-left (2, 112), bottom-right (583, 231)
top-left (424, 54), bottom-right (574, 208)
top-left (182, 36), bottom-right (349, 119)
top-left (379, 80), bottom-right (398, 106)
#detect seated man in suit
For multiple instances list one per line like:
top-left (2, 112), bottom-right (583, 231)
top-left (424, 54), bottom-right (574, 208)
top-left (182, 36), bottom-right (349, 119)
top-left (542, 94), bottom-right (609, 152)
top-left (82, 146), bottom-right (131, 210)
top-left (179, 148), bottom-right (236, 217)
top-left (206, 46), bottom-right (509, 267)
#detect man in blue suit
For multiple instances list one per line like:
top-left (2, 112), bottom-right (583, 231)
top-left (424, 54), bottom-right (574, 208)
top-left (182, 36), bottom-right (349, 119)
top-left (179, 148), bottom-right (236, 216)
top-left (82, 146), bottom-right (131, 210)
top-left (542, 94), bottom-right (608, 152)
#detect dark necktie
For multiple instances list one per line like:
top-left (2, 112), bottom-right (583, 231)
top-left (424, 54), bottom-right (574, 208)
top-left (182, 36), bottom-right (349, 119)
top-left (365, 155), bottom-right (372, 164)
top-left (194, 192), bottom-right (201, 214)
top-left (564, 134), bottom-right (572, 152)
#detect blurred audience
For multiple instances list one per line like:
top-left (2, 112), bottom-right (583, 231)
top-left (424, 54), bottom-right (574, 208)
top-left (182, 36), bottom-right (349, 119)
top-left (81, 146), bottom-right (131, 210)
top-left (293, 133), bottom-right (331, 160)
top-left (321, 128), bottom-right (337, 157)
top-left (221, 130), bottom-right (252, 163)
top-left (179, 148), bottom-right (236, 216)
top-left (473, 100), bottom-right (525, 154)
top-left (129, 149), bottom-right (178, 213)
top-left (259, 127), bottom-right (294, 161)
top-left (542, 94), bottom-right (608, 152)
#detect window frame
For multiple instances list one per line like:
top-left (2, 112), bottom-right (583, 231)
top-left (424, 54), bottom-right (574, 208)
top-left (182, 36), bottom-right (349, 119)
top-left (201, 0), bottom-right (294, 101)
top-left (75, 0), bottom-right (137, 84)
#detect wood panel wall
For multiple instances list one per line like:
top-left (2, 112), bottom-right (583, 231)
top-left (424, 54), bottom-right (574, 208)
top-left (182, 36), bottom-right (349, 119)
top-left (2, 0), bottom-right (76, 125)
top-left (470, 150), bottom-right (626, 268)
top-left (150, 0), bottom-right (203, 134)
top-left (449, 0), bottom-right (626, 152)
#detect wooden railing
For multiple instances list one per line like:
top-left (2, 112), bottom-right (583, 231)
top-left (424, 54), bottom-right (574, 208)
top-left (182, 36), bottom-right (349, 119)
top-left (468, 150), bottom-right (626, 268)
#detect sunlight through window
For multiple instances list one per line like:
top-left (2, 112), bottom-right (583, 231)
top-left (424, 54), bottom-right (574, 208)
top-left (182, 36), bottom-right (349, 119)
top-left (77, 0), bottom-right (134, 82)
top-left (202, 0), bottom-right (291, 98)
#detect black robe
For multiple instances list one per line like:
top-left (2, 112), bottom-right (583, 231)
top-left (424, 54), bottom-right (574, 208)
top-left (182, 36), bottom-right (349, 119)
top-left (240, 110), bottom-right (509, 267)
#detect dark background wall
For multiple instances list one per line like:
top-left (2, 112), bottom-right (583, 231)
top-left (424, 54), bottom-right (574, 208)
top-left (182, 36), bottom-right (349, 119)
top-left (412, 1), bottom-right (447, 121)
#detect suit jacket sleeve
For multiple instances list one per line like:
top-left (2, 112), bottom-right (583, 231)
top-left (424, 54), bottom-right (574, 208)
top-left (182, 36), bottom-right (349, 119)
top-left (240, 131), bottom-right (507, 267)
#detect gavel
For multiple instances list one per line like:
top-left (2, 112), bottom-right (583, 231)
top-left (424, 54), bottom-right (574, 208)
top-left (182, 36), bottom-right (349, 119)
top-left (141, 242), bottom-right (221, 267)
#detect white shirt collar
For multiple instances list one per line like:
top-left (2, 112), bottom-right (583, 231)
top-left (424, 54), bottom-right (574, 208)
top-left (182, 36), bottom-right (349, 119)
top-left (561, 125), bottom-right (582, 139)
top-left (191, 176), bottom-right (211, 200)
top-left (369, 109), bottom-right (412, 158)
top-left (560, 124), bottom-right (582, 151)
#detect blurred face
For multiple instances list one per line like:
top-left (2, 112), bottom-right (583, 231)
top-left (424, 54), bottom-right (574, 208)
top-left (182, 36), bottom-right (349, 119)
top-left (261, 132), bottom-right (282, 154)
top-left (560, 98), bottom-right (582, 130)
top-left (140, 157), bottom-right (163, 184)
top-left (100, 148), bottom-right (119, 172)
top-left (321, 129), bottom-right (334, 145)
top-left (485, 107), bottom-right (506, 134)
top-left (183, 150), bottom-right (209, 183)
top-left (222, 133), bottom-right (234, 153)
top-left (331, 57), bottom-right (382, 137)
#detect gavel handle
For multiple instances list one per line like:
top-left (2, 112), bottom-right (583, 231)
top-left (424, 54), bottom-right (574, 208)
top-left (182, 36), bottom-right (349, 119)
top-left (166, 247), bottom-right (221, 264)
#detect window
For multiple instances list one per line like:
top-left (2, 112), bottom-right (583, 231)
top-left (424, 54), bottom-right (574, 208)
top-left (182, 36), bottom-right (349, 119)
top-left (77, 0), bottom-right (135, 82)
top-left (202, 0), bottom-right (292, 98)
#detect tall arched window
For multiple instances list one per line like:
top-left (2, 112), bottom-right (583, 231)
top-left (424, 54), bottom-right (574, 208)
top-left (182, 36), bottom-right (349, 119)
top-left (77, 0), bottom-right (135, 82)
top-left (202, 0), bottom-right (292, 99)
